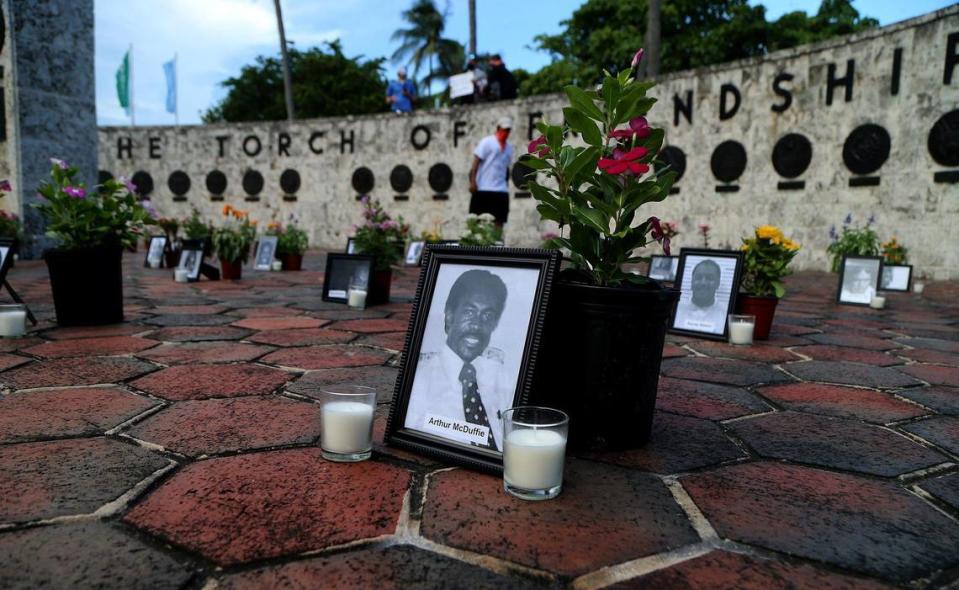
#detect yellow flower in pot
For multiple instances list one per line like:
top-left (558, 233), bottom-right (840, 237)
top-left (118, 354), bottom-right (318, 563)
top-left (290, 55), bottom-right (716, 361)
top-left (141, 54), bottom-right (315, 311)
top-left (738, 225), bottom-right (801, 340)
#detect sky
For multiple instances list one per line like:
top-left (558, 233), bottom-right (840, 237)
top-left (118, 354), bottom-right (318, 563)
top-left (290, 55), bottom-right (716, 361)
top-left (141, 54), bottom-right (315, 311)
top-left (94, 0), bottom-right (954, 127)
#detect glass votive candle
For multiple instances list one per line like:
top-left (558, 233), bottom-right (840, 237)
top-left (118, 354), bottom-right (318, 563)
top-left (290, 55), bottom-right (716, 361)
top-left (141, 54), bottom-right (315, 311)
top-left (727, 314), bottom-right (755, 345)
top-left (271, 260), bottom-right (283, 271)
top-left (319, 385), bottom-right (376, 462)
top-left (913, 281), bottom-right (925, 294)
top-left (174, 269), bottom-right (189, 283)
top-left (870, 295), bottom-right (886, 309)
top-left (502, 406), bottom-right (569, 501)
top-left (347, 273), bottom-right (368, 309)
top-left (0, 304), bottom-right (27, 337)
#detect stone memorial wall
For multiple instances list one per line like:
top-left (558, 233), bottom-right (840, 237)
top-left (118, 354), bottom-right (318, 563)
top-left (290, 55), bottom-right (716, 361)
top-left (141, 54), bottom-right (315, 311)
top-left (98, 7), bottom-right (959, 277)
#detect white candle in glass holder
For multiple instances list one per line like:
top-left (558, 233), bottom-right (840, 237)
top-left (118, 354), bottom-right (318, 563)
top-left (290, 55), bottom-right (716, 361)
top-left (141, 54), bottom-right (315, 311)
top-left (271, 260), bottom-right (283, 271)
top-left (321, 401), bottom-right (374, 454)
top-left (728, 322), bottom-right (754, 345)
top-left (0, 310), bottom-right (26, 337)
top-left (174, 269), bottom-right (189, 283)
top-left (870, 295), bottom-right (886, 309)
top-left (913, 282), bottom-right (925, 294)
top-left (503, 428), bottom-right (567, 491)
top-left (347, 289), bottom-right (367, 309)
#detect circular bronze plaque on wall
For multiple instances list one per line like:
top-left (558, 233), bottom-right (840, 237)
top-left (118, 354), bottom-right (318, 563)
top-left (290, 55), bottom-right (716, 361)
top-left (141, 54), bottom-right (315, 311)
top-left (352, 167), bottom-right (375, 194)
top-left (842, 124), bottom-right (890, 175)
top-left (428, 163), bottom-right (453, 192)
top-left (771, 134), bottom-right (812, 179)
top-left (710, 141), bottom-right (747, 183)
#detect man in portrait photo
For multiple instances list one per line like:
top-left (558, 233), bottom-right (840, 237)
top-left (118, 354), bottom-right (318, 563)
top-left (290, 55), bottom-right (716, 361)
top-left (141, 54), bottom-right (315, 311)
top-left (650, 256), bottom-right (676, 281)
top-left (256, 241), bottom-right (275, 268)
top-left (405, 269), bottom-right (512, 451)
top-left (841, 262), bottom-right (877, 304)
top-left (677, 258), bottom-right (727, 333)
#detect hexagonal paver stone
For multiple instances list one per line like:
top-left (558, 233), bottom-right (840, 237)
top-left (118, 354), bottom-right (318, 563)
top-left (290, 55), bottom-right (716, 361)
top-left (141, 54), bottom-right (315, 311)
top-left (145, 326), bottom-right (253, 342)
top-left (126, 396), bottom-right (321, 457)
top-left (794, 345), bottom-right (903, 367)
top-left (124, 448), bottom-right (410, 565)
top-left (902, 416), bottom-right (959, 456)
top-left (137, 341), bottom-right (273, 365)
top-left (896, 365), bottom-right (959, 388)
top-left (896, 347), bottom-right (959, 367)
top-left (145, 314), bottom-right (236, 327)
top-left (682, 462), bottom-right (959, 581)
top-left (757, 383), bottom-right (928, 423)
top-left (42, 324), bottom-right (147, 340)
top-left (231, 317), bottom-right (326, 331)
top-left (0, 438), bottom-right (168, 523)
top-left (130, 364), bottom-right (291, 401)
top-left (785, 361), bottom-right (922, 389)
top-left (656, 377), bottom-right (769, 421)
top-left (261, 345), bottom-right (390, 370)
top-left (0, 387), bottom-right (158, 443)
top-left (21, 336), bottom-right (157, 359)
top-left (309, 309), bottom-right (391, 321)
top-left (0, 522), bottom-right (194, 590)
top-left (227, 306), bottom-right (308, 318)
top-left (611, 550), bottom-right (891, 590)
top-left (286, 366), bottom-right (399, 404)
top-left (661, 358), bottom-right (792, 387)
top-left (0, 357), bottom-right (157, 390)
top-left (685, 341), bottom-right (799, 363)
top-left (247, 327), bottom-right (355, 347)
top-left (324, 318), bottom-right (409, 333)
top-left (0, 337), bottom-right (44, 352)
top-left (895, 386), bottom-right (959, 415)
top-left (920, 472), bottom-right (959, 512)
top-left (729, 412), bottom-right (946, 477)
top-left (421, 460), bottom-right (698, 577)
top-left (0, 353), bottom-right (30, 372)
top-left (577, 412), bottom-right (745, 474)
top-left (218, 545), bottom-right (543, 590)
top-left (806, 333), bottom-right (901, 351)
top-left (152, 304), bottom-right (228, 315)
top-left (894, 337), bottom-right (959, 354)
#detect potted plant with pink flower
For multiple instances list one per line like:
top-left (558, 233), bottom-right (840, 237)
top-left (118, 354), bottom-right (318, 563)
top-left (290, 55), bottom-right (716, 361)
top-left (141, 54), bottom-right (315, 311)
top-left (522, 49), bottom-right (679, 450)
top-left (35, 159), bottom-right (155, 325)
top-left (352, 196), bottom-right (409, 304)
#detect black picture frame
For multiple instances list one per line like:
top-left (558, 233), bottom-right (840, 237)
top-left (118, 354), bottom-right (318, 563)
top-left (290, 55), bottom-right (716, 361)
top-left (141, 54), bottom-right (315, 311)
top-left (254, 236), bottom-right (279, 271)
top-left (322, 253), bottom-right (375, 303)
top-left (837, 255), bottom-right (883, 305)
top-left (669, 248), bottom-right (744, 340)
top-left (0, 238), bottom-right (13, 275)
top-left (385, 245), bottom-right (561, 474)
top-left (177, 239), bottom-right (205, 282)
top-left (647, 255), bottom-right (679, 282)
top-left (144, 236), bottom-right (167, 269)
top-left (880, 263), bottom-right (912, 292)
top-left (405, 240), bottom-right (426, 266)
top-left (345, 237), bottom-right (357, 254)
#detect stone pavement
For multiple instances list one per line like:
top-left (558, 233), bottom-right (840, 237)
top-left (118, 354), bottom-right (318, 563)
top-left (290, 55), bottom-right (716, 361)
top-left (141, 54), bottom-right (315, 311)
top-left (0, 251), bottom-right (957, 589)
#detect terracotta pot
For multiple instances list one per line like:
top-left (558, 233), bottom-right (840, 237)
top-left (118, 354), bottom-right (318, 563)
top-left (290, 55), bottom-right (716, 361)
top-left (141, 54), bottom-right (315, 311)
top-left (220, 258), bottom-right (243, 280)
top-left (368, 268), bottom-right (392, 305)
top-left (736, 294), bottom-right (779, 340)
top-left (280, 253), bottom-right (303, 271)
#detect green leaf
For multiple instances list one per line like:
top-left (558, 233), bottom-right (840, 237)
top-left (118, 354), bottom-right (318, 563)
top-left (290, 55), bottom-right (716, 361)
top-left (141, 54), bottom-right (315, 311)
top-left (562, 107), bottom-right (603, 146)
top-left (564, 86), bottom-right (604, 121)
top-left (601, 76), bottom-right (621, 117)
top-left (772, 281), bottom-right (786, 298)
top-left (571, 205), bottom-right (610, 236)
top-left (565, 146), bottom-right (600, 182)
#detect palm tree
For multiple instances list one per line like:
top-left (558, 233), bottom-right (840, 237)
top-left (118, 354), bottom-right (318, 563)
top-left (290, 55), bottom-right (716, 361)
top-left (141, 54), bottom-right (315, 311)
top-left (391, 0), bottom-right (464, 97)
top-left (640, 0), bottom-right (661, 78)
top-left (273, 0), bottom-right (295, 120)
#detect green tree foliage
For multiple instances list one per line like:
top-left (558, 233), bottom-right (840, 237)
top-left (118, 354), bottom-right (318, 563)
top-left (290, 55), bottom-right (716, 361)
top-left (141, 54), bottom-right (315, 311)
top-left (202, 41), bottom-right (386, 123)
top-left (391, 0), bottom-right (465, 96)
top-left (520, 0), bottom-right (877, 97)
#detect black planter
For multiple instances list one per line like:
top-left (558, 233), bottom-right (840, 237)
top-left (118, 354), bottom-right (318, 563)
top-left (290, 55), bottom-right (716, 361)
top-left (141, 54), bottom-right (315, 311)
top-left (532, 274), bottom-right (679, 451)
top-left (44, 245), bottom-right (124, 326)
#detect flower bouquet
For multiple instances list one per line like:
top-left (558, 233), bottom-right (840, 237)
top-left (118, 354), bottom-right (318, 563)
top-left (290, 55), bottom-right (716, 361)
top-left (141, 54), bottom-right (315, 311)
top-left (737, 225), bottom-right (801, 339)
top-left (459, 213), bottom-right (501, 246)
top-left (212, 205), bottom-right (256, 280)
top-left (352, 196), bottom-right (409, 304)
top-left (267, 220), bottom-right (309, 270)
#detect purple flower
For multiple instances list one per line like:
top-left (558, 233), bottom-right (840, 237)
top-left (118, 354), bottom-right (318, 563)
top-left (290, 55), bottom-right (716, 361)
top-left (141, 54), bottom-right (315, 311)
top-left (0, 180), bottom-right (11, 192)
top-left (64, 186), bottom-right (86, 199)
top-left (631, 48), bottom-right (644, 68)
top-left (360, 195), bottom-right (370, 205)
top-left (382, 219), bottom-right (398, 230)
top-left (843, 213), bottom-right (852, 227)
top-left (829, 225), bottom-right (837, 240)
top-left (50, 158), bottom-right (69, 170)
top-left (867, 214), bottom-right (875, 226)
top-left (118, 176), bottom-right (137, 194)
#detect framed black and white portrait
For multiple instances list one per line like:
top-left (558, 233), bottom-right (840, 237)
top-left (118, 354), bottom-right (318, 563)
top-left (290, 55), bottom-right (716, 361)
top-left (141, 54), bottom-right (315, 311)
top-left (648, 255), bottom-right (679, 282)
top-left (0, 238), bottom-right (12, 275)
top-left (838, 255), bottom-right (882, 305)
top-left (177, 239), bottom-right (204, 282)
top-left (405, 240), bottom-right (425, 266)
top-left (880, 264), bottom-right (911, 292)
top-left (322, 254), bottom-right (375, 303)
top-left (144, 236), bottom-right (167, 269)
top-left (254, 236), bottom-right (279, 271)
top-left (386, 246), bottom-right (561, 473)
top-left (670, 249), bottom-right (743, 340)
top-left (345, 237), bottom-right (357, 254)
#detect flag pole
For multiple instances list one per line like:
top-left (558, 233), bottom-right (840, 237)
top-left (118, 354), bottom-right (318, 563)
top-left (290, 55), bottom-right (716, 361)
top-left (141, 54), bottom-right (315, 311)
top-left (174, 52), bottom-right (179, 126)
top-left (130, 43), bottom-right (136, 126)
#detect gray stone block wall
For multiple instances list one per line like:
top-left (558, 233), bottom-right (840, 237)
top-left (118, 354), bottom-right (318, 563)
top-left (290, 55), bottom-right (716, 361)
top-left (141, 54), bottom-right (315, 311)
top-left (98, 7), bottom-right (959, 278)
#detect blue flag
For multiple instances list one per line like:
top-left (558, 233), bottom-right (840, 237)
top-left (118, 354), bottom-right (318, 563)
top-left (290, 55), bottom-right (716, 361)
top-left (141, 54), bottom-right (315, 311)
top-left (163, 58), bottom-right (176, 114)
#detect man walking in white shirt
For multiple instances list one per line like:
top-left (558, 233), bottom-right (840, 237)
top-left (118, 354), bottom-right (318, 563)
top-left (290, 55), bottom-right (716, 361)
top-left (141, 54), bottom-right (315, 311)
top-left (468, 117), bottom-right (514, 229)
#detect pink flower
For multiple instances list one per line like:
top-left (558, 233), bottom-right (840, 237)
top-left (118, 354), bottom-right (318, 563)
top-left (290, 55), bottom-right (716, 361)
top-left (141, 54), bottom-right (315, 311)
top-left (597, 146), bottom-right (649, 176)
top-left (698, 223), bottom-right (710, 233)
top-left (527, 135), bottom-right (549, 157)
top-left (382, 219), bottom-right (398, 230)
top-left (118, 176), bottom-right (137, 193)
top-left (0, 180), bottom-right (10, 192)
top-left (648, 216), bottom-right (671, 256)
top-left (64, 186), bottom-right (86, 199)
top-left (631, 48), bottom-right (644, 68)
top-left (609, 118), bottom-right (651, 142)
top-left (50, 158), bottom-right (69, 170)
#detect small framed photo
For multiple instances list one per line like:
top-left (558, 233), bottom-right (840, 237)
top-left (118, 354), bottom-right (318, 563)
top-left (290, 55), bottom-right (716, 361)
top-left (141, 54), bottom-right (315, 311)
top-left (177, 239), bottom-right (205, 282)
top-left (669, 248), bottom-right (744, 340)
top-left (838, 255), bottom-right (883, 305)
top-left (144, 236), bottom-right (167, 269)
top-left (405, 240), bottom-right (425, 266)
top-left (0, 238), bottom-right (13, 275)
top-left (322, 254), bottom-right (375, 303)
top-left (880, 264), bottom-right (912, 292)
top-left (254, 236), bottom-right (279, 271)
top-left (648, 255), bottom-right (679, 282)
top-left (385, 246), bottom-right (561, 473)
top-left (345, 237), bottom-right (357, 254)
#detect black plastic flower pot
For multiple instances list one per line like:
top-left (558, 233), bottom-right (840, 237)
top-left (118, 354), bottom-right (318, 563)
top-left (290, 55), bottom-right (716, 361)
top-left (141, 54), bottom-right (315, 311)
top-left (44, 244), bottom-right (124, 326)
top-left (531, 274), bottom-right (680, 451)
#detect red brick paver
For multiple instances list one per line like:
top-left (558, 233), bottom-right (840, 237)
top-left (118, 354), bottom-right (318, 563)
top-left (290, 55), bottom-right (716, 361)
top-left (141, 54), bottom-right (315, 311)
top-left (22, 336), bottom-right (157, 358)
top-left (758, 382), bottom-right (928, 423)
top-left (130, 364), bottom-right (291, 400)
top-left (136, 341), bottom-right (273, 365)
top-left (261, 345), bottom-right (390, 370)
top-left (0, 357), bottom-right (157, 389)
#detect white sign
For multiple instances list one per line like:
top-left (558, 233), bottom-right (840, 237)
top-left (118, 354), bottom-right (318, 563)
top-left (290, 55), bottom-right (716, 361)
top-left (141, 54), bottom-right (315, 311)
top-left (449, 73), bottom-right (474, 99)
top-left (421, 413), bottom-right (490, 446)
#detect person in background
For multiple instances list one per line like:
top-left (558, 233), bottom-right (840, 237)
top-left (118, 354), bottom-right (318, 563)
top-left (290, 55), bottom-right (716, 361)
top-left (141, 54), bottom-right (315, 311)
top-left (485, 54), bottom-right (517, 101)
top-left (386, 67), bottom-right (416, 113)
top-left (468, 117), bottom-right (514, 229)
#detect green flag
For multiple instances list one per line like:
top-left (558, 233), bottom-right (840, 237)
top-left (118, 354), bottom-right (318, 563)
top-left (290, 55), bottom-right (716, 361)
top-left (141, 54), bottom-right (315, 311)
top-left (116, 49), bottom-right (130, 114)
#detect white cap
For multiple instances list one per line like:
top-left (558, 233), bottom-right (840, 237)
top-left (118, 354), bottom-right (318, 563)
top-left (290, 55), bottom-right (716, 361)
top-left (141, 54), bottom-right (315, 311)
top-left (398, 66), bottom-right (407, 76)
top-left (497, 116), bottom-right (513, 129)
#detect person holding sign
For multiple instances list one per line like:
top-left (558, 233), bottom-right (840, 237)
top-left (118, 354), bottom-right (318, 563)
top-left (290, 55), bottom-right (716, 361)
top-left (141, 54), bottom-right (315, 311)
top-left (406, 269), bottom-right (511, 451)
